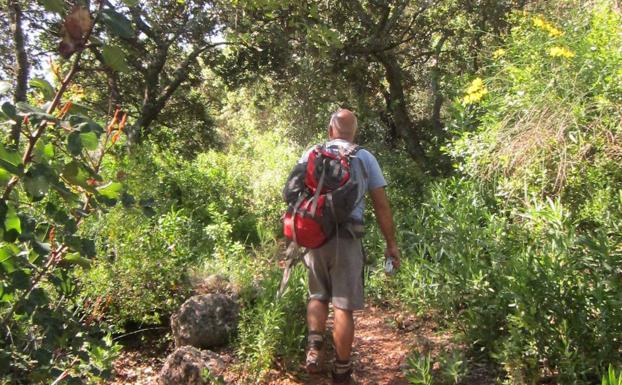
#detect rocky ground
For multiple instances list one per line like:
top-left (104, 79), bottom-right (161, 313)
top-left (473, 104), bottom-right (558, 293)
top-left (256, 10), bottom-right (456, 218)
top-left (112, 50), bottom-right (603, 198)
top-left (108, 304), bottom-right (495, 385)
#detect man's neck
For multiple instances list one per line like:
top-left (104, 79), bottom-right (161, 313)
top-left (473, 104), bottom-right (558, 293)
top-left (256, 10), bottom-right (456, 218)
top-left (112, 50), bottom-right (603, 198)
top-left (328, 137), bottom-right (353, 143)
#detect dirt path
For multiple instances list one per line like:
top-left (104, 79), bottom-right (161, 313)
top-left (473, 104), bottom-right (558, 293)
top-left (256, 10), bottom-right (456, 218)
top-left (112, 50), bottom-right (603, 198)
top-left (261, 305), bottom-right (451, 385)
top-left (109, 304), bottom-right (462, 385)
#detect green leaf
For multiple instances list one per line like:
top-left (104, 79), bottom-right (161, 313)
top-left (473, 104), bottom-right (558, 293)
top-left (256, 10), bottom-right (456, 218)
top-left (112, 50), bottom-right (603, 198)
top-left (67, 131), bottom-right (82, 155)
top-left (23, 165), bottom-right (54, 200)
top-left (80, 131), bottom-right (99, 151)
top-left (121, 0), bottom-right (139, 6)
top-left (63, 236), bottom-right (96, 258)
top-left (1, 102), bottom-right (16, 124)
top-left (81, 239), bottom-right (96, 258)
top-left (33, 141), bottom-right (54, 164)
top-left (121, 192), bottom-right (135, 207)
top-left (17, 214), bottom-right (35, 242)
top-left (0, 244), bottom-right (19, 273)
top-left (69, 115), bottom-right (104, 134)
top-left (16, 102), bottom-right (56, 121)
top-left (66, 376), bottom-right (84, 385)
top-left (29, 78), bottom-right (56, 100)
top-left (140, 198), bottom-right (156, 217)
top-left (4, 205), bottom-right (21, 235)
top-left (23, 174), bottom-right (50, 200)
top-left (51, 181), bottom-right (79, 202)
top-left (101, 9), bottom-right (134, 38)
top-left (1, 102), bottom-right (16, 119)
top-left (0, 289), bottom-right (13, 303)
top-left (0, 169), bottom-right (11, 187)
top-left (38, 0), bottom-right (65, 13)
top-left (32, 240), bottom-right (51, 256)
top-left (66, 102), bottom-right (91, 116)
top-left (0, 201), bottom-right (7, 226)
top-left (61, 161), bottom-right (93, 191)
top-left (0, 81), bottom-right (11, 96)
top-left (0, 145), bottom-right (22, 176)
top-left (102, 45), bottom-right (130, 73)
top-left (97, 182), bottom-right (123, 200)
top-left (29, 287), bottom-right (48, 306)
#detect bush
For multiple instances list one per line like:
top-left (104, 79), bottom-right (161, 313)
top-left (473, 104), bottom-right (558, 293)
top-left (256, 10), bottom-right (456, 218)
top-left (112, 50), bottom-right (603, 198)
top-left (80, 94), bottom-right (302, 328)
top-left (384, 3), bottom-right (622, 383)
top-left (198, 232), bottom-right (307, 381)
top-left (81, 207), bottom-right (198, 326)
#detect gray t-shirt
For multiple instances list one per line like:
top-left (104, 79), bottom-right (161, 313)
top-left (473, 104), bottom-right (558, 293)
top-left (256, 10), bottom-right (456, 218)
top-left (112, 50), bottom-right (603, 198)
top-left (299, 139), bottom-right (386, 222)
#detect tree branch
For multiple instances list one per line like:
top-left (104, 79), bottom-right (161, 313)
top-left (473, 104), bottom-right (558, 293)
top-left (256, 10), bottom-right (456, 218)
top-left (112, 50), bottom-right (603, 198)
top-left (135, 42), bottom-right (226, 141)
top-left (373, 50), bottom-right (430, 171)
top-left (380, 0), bottom-right (409, 37)
top-left (348, 1), bottom-right (374, 28)
top-left (156, 44), bottom-right (212, 107)
top-left (2, 0), bottom-right (105, 200)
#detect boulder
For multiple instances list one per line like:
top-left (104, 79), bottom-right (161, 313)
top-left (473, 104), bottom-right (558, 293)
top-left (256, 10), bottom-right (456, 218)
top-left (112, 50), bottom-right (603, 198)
top-left (158, 346), bottom-right (225, 385)
top-left (171, 293), bottom-right (239, 349)
top-left (191, 274), bottom-right (236, 296)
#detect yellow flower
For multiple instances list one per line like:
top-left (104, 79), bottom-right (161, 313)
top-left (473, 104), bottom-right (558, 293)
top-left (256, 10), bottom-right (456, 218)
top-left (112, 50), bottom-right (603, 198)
top-left (463, 78), bottom-right (488, 105)
top-left (547, 26), bottom-right (563, 37)
top-left (466, 78), bottom-right (484, 94)
top-left (493, 48), bottom-right (506, 59)
top-left (533, 16), bottom-right (546, 28)
top-left (532, 16), bottom-right (564, 37)
top-left (548, 46), bottom-right (575, 58)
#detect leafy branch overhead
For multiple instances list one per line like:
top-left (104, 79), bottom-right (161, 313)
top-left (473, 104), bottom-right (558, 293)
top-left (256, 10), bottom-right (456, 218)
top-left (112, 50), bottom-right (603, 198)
top-left (0, 2), bottom-right (137, 382)
top-left (27, 0), bottom-right (227, 147)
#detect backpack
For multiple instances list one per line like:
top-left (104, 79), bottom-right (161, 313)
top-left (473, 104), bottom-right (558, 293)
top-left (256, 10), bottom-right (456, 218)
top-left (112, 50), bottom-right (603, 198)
top-left (282, 142), bottom-right (364, 249)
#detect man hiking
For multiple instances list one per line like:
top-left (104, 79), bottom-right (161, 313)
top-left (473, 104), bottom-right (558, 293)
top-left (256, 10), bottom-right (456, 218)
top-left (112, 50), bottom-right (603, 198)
top-left (295, 108), bottom-right (400, 384)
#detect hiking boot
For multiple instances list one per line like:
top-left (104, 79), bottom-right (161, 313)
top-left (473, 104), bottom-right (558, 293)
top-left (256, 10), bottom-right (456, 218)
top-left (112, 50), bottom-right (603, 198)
top-left (332, 359), bottom-right (354, 384)
top-left (305, 331), bottom-right (324, 374)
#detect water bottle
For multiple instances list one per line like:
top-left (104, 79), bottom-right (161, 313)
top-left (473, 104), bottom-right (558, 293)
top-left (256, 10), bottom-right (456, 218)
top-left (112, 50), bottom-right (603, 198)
top-left (384, 255), bottom-right (396, 275)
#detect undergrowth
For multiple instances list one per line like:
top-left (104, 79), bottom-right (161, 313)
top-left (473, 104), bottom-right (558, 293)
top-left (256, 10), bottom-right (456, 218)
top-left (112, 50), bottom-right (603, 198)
top-left (373, 3), bottom-right (622, 384)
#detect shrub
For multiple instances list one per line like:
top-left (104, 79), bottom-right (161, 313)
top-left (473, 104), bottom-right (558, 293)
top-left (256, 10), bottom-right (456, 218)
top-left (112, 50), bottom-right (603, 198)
top-left (199, 235), bottom-right (307, 381)
top-left (80, 100), bottom-right (302, 328)
top-left (386, 3), bottom-right (622, 383)
top-left (81, 207), bottom-right (198, 326)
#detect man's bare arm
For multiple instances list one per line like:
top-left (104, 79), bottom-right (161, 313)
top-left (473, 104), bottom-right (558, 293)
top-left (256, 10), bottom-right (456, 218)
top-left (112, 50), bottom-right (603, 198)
top-left (369, 187), bottom-right (401, 268)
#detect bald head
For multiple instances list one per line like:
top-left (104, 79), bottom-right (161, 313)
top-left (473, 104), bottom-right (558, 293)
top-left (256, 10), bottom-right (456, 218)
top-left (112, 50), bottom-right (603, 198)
top-left (329, 109), bottom-right (357, 141)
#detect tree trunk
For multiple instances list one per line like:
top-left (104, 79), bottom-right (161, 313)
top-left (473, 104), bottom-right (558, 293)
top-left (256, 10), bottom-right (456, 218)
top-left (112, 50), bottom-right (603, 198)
top-left (8, 0), bottom-right (29, 149)
top-left (374, 51), bottom-right (430, 171)
top-left (430, 65), bottom-right (444, 137)
top-left (430, 33), bottom-right (449, 140)
top-left (132, 44), bottom-right (210, 145)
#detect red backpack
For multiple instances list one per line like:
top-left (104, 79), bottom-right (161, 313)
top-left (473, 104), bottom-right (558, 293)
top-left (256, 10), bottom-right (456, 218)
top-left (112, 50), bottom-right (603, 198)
top-left (282, 143), bottom-right (363, 248)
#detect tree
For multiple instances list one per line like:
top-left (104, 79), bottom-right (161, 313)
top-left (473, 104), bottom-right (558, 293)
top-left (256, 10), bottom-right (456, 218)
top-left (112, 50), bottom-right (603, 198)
top-left (216, 0), bottom-right (528, 174)
top-left (4, 1), bottom-right (226, 149)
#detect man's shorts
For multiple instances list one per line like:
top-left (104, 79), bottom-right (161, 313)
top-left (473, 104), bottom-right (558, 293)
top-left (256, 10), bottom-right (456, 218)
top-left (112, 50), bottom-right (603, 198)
top-left (303, 235), bottom-right (364, 311)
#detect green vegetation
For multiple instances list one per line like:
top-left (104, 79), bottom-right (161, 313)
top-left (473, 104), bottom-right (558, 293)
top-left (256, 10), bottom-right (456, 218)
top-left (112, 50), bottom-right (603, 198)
top-left (368, 3), bottom-right (622, 384)
top-left (1, 0), bottom-right (621, 384)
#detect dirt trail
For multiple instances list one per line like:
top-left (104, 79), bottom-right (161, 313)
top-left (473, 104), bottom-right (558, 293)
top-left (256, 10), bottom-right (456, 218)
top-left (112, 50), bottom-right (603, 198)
top-left (262, 304), bottom-right (450, 385)
top-left (109, 304), bottom-right (457, 385)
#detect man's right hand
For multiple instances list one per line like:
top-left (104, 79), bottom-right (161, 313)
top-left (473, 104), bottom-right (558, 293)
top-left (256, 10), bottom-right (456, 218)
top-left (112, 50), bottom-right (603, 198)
top-left (370, 187), bottom-right (400, 270)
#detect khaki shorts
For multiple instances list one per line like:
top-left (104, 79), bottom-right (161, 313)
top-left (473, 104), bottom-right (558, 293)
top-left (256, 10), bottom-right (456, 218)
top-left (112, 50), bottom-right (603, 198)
top-left (303, 236), bottom-right (364, 311)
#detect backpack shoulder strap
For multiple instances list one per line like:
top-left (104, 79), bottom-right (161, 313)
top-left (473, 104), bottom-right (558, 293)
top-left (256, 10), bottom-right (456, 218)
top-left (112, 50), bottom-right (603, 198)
top-left (344, 143), bottom-right (362, 157)
top-left (348, 145), bottom-right (368, 179)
